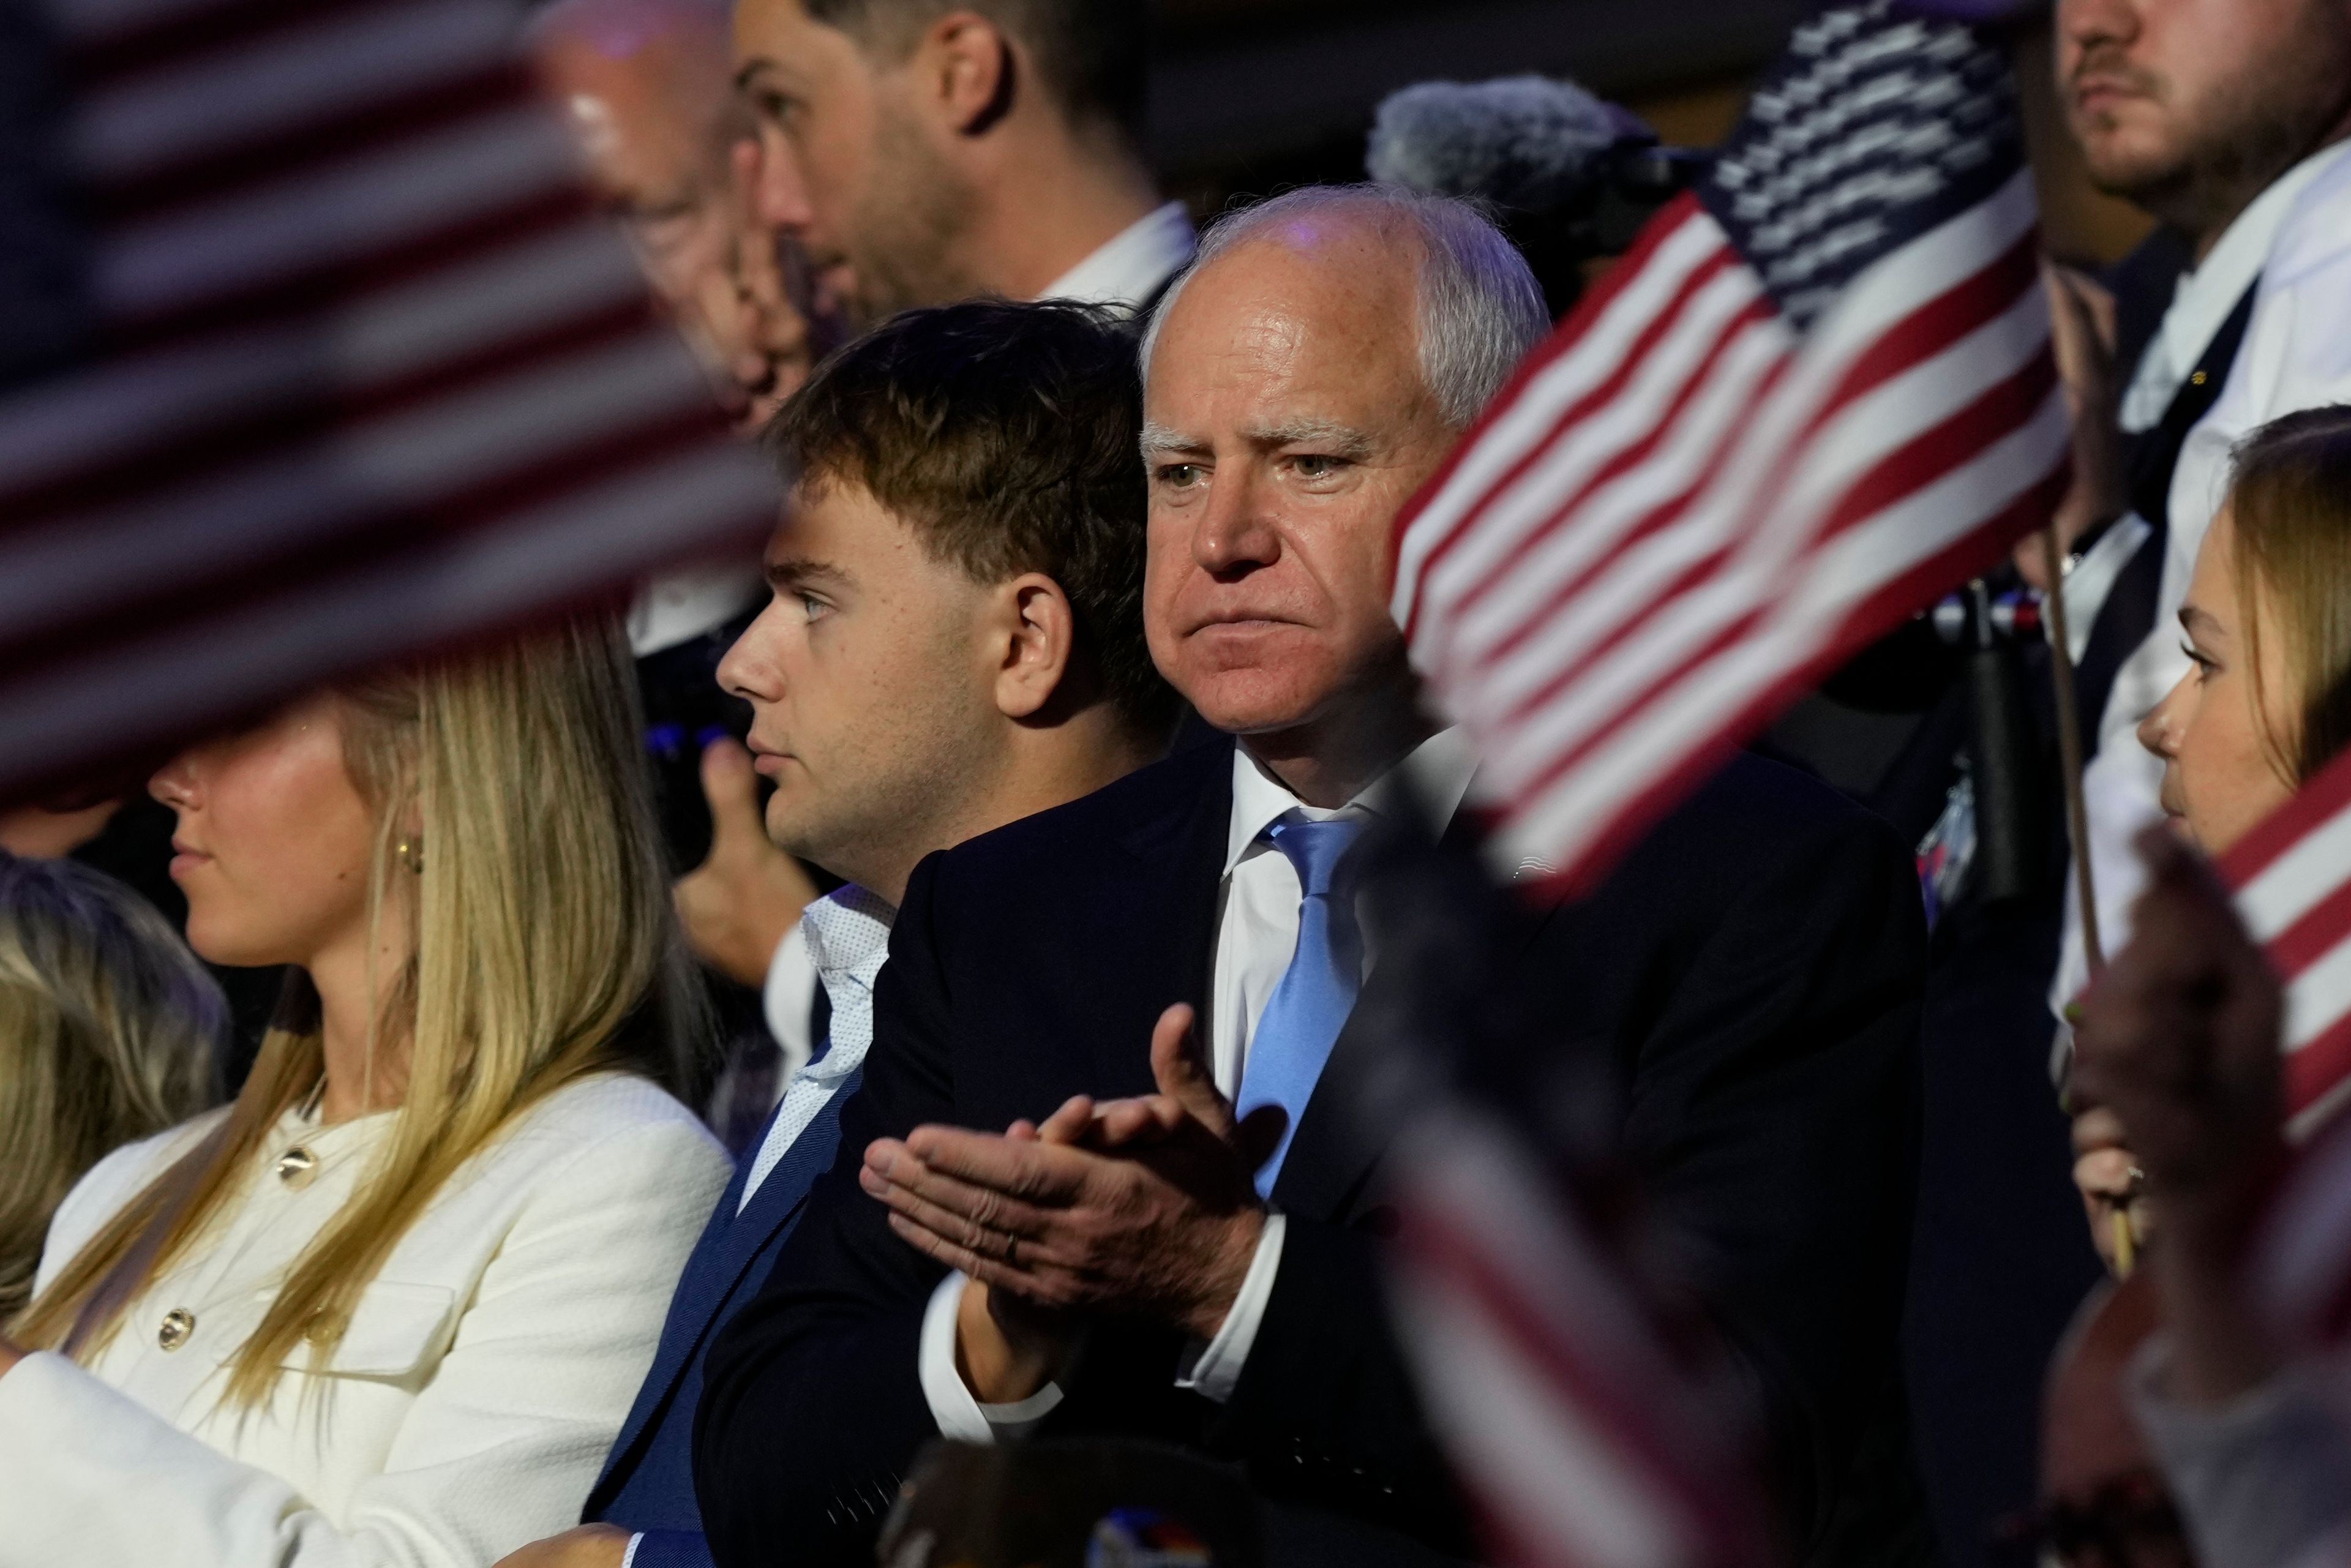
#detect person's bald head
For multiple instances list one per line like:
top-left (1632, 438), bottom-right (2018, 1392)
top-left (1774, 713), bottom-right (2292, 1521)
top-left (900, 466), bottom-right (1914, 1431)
top-left (1136, 187), bottom-right (1547, 793)
top-left (531, 0), bottom-right (833, 427)
top-left (529, 0), bottom-right (740, 287)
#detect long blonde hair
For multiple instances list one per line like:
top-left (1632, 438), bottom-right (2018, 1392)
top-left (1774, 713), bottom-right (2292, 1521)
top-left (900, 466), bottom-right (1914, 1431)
top-left (13, 613), bottom-right (710, 1404)
top-left (2225, 406), bottom-right (2351, 786)
top-left (0, 854), bottom-right (227, 1321)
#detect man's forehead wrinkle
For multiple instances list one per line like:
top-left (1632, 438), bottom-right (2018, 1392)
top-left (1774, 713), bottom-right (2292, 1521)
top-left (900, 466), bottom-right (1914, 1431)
top-left (1229, 301), bottom-right (1307, 366)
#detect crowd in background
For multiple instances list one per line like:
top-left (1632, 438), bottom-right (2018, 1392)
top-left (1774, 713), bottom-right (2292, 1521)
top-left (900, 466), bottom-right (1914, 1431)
top-left (5, 1), bottom-right (2351, 1567)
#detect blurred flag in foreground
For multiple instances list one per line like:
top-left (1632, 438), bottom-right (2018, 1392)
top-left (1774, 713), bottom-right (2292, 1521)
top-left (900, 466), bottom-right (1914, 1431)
top-left (1382, 7), bottom-right (2062, 1567)
top-left (2259, 1065), bottom-right (2351, 1398)
top-left (2249, 763), bottom-right (2351, 1409)
top-left (1387, 1103), bottom-right (1775, 1568)
top-left (0, 0), bottom-right (773, 806)
top-left (1390, 0), bottom-right (2068, 898)
top-left (1345, 822), bottom-right (1774, 1568)
top-left (2219, 749), bottom-right (2351, 1140)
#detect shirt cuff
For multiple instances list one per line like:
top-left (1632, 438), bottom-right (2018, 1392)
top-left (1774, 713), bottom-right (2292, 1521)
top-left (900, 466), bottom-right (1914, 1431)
top-left (1175, 1210), bottom-right (1286, 1404)
top-left (2128, 1335), bottom-right (2351, 1568)
top-left (623, 1530), bottom-right (713, 1568)
top-left (918, 1272), bottom-right (1065, 1444)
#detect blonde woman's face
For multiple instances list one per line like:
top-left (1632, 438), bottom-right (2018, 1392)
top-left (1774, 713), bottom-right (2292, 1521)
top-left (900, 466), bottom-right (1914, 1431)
top-left (149, 692), bottom-right (379, 969)
top-left (2138, 505), bottom-right (2300, 853)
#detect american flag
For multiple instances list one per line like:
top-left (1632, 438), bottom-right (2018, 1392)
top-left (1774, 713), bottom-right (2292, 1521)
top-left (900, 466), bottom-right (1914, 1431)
top-left (2219, 747), bottom-right (2351, 1142)
top-left (2255, 1082), bottom-right (2351, 1391)
top-left (1390, 0), bottom-right (2070, 896)
top-left (2213, 718), bottom-right (2351, 1385)
top-left (1387, 1109), bottom-right (1774, 1568)
top-left (1343, 809), bottom-right (1774, 1568)
top-left (1382, 7), bottom-right (2063, 1566)
top-left (0, 0), bottom-right (774, 806)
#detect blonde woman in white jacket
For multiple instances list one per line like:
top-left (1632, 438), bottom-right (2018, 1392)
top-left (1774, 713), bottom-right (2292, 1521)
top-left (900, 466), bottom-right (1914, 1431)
top-left (0, 615), bottom-right (730, 1567)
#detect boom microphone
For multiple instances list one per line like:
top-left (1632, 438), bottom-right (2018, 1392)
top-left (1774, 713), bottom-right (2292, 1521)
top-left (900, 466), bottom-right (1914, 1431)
top-left (1367, 75), bottom-right (1641, 212)
top-left (1365, 75), bottom-right (1704, 313)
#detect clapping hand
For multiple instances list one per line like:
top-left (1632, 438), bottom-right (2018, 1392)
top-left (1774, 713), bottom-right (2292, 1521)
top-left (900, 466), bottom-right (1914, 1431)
top-left (861, 1005), bottom-right (1284, 1399)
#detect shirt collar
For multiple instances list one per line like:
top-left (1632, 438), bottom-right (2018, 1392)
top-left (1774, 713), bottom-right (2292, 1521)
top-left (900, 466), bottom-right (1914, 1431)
top-left (1037, 201), bottom-right (1196, 309)
top-left (2120, 141), bottom-right (2351, 433)
top-left (627, 561), bottom-right (766, 656)
top-left (800, 883), bottom-right (896, 988)
top-left (1223, 727), bottom-right (1479, 876)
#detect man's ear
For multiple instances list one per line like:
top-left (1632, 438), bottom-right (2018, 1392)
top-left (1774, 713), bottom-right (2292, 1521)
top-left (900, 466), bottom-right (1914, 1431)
top-left (994, 573), bottom-right (1075, 720)
top-left (917, 10), bottom-right (1016, 137)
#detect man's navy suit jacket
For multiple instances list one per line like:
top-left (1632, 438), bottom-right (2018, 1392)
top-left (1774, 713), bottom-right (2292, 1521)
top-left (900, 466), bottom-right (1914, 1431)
top-left (581, 994), bottom-right (835, 1568)
top-left (696, 738), bottom-right (1926, 1566)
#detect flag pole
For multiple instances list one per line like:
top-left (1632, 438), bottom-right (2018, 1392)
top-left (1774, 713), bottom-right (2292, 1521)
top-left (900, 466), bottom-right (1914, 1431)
top-left (2040, 525), bottom-right (2105, 975)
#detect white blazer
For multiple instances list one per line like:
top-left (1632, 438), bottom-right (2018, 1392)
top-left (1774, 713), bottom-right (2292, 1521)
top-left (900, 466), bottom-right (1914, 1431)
top-left (0, 1071), bottom-right (729, 1567)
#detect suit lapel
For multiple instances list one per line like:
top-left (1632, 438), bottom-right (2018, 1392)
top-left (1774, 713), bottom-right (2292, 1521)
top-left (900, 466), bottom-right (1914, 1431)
top-left (589, 1070), bottom-right (862, 1506)
top-left (1120, 737), bottom-right (1234, 1048)
top-left (590, 1136), bottom-right (759, 1504)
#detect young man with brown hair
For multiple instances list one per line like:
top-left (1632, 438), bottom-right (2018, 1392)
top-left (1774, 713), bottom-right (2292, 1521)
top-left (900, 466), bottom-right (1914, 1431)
top-left (496, 298), bottom-right (1171, 1568)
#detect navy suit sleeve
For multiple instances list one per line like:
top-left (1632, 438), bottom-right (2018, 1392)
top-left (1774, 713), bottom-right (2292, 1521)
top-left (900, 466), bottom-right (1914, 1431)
top-left (693, 855), bottom-right (961, 1568)
top-left (627, 1530), bottom-right (714, 1568)
top-left (1202, 1216), bottom-right (1472, 1549)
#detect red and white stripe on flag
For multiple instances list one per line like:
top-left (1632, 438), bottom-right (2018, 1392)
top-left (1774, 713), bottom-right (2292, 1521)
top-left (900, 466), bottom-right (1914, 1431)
top-left (2218, 750), bottom-right (2351, 1367)
top-left (1389, 173), bottom-right (2069, 898)
top-left (2219, 747), bottom-right (2351, 1140)
top-left (0, 0), bottom-right (774, 806)
top-left (1389, 1112), bottom-right (1774, 1568)
top-left (2256, 1106), bottom-right (2351, 1372)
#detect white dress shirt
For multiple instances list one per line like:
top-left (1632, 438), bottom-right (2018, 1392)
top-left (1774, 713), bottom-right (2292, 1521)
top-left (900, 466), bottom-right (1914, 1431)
top-left (627, 559), bottom-right (765, 658)
top-left (0, 1074), bottom-right (728, 1568)
top-left (761, 920), bottom-right (820, 1091)
top-left (920, 730), bottom-right (1480, 1441)
top-left (2052, 141), bottom-right (2351, 1037)
top-left (739, 885), bottom-right (895, 1213)
top-left (1035, 200), bottom-right (1196, 311)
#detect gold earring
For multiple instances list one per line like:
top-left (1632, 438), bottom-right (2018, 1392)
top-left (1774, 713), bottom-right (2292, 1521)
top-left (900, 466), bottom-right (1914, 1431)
top-left (396, 839), bottom-right (424, 874)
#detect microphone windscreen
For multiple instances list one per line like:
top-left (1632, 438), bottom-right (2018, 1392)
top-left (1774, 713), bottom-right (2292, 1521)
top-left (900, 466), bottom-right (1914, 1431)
top-left (1365, 75), bottom-right (1639, 213)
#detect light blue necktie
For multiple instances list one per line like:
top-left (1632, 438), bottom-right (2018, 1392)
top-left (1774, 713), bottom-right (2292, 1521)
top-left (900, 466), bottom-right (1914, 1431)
top-left (1235, 811), bottom-right (1366, 1198)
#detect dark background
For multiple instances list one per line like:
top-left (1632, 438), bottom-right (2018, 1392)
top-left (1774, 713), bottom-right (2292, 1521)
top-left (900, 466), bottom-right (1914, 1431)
top-left (1147, 0), bottom-right (2151, 270)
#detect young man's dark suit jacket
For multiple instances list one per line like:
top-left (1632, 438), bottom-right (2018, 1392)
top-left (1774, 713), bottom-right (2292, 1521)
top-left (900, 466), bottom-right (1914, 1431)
top-left (696, 737), bottom-right (1925, 1566)
top-left (577, 989), bottom-right (834, 1568)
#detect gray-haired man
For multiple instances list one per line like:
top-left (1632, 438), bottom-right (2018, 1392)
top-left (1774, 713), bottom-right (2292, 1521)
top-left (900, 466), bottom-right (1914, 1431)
top-left (698, 186), bottom-right (1928, 1567)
